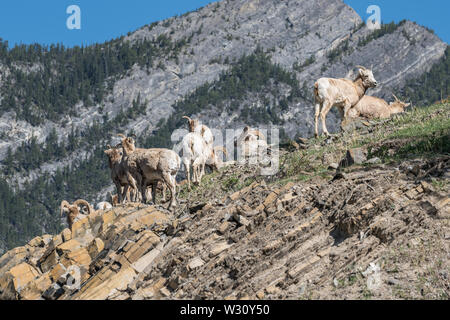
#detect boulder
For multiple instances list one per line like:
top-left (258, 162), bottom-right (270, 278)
top-left (0, 263), bottom-right (41, 299)
top-left (340, 148), bottom-right (368, 167)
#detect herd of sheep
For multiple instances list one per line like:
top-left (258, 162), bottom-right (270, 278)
top-left (60, 65), bottom-right (410, 229)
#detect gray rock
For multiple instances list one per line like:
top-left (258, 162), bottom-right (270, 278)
top-left (365, 157), bottom-right (382, 164)
top-left (340, 148), bottom-right (368, 167)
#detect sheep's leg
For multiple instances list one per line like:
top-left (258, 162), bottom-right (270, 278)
top-left (121, 185), bottom-right (129, 204)
top-left (193, 158), bottom-right (203, 185)
top-left (183, 158), bottom-right (191, 190)
top-left (161, 183), bottom-right (167, 202)
top-left (320, 101), bottom-right (333, 137)
top-left (114, 181), bottom-right (123, 204)
top-left (150, 182), bottom-right (157, 205)
top-left (162, 172), bottom-right (177, 210)
top-left (146, 186), bottom-right (153, 203)
top-left (314, 102), bottom-right (321, 138)
top-left (341, 101), bottom-right (353, 130)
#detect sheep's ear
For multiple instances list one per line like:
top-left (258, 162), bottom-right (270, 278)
top-left (404, 103), bottom-right (411, 108)
top-left (244, 126), bottom-right (249, 132)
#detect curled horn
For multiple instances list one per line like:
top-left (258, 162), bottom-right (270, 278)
top-left (356, 65), bottom-right (367, 70)
top-left (182, 116), bottom-right (192, 122)
top-left (117, 134), bottom-right (126, 139)
top-left (73, 199), bottom-right (92, 215)
top-left (130, 133), bottom-right (137, 138)
top-left (250, 130), bottom-right (266, 141)
top-left (392, 94), bottom-right (400, 102)
top-left (214, 146), bottom-right (228, 157)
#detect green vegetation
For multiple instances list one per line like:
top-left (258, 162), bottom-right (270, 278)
top-left (1, 94), bottom-right (147, 174)
top-left (0, 34), bottom-right (188, 125)
top-left (143, 47), bottom-right (302, 149)
top-left (357, 21), bottom-right (406, 47)
top-left (398, 46), bottom-right (450, 107)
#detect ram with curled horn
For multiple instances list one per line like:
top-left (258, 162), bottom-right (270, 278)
top-left (60, 199), bottom-right (93, 230)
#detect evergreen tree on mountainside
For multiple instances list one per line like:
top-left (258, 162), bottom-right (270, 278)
top-left (398, 46), bottom-right (450, 106)
top-left (0, 35), bottom-right (184, 124)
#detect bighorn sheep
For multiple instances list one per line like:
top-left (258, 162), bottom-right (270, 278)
top-left (235, 127), bottom-right (269, 161)
top-left (314, 66), bottom-right (378, 137)
top-left (207, 146), bottom-right (229, 171)
top-left (60, 199), bottom-right (93, 229)
top-left (181, 132), bottom-right (211, 190)
top-left (183, 116), bottom-right (214, 146)
top-left (346, 94), bottom-right (410, 120)
top-left (118, 134), bottom-right (181, 209)
top-left (104, 144), bottom-right (139, 204)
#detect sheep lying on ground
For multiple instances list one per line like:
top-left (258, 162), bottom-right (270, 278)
top-left (314, 66), bottom-right (378, 137)
top-left (118, 134), bottom-right (181, 209)
top-left (60, 199), bottom-right (93, 229)
top-left (346, 94), bottom-right (410, 121)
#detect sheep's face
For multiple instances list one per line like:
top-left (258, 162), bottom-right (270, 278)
top-left (359, 68), bottom-right (378, 88)
top-left (121, 137), bottom-right (136, 153)
top-left (390, 101), bottom-right (410, 114)
top-left (104, 148), bottom-right (122, 167)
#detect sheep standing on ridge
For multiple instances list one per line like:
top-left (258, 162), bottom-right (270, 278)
top-left (104, 144), bottom-right (139, 204)
top-left (183, 116), bottom-right (214, 146)
top-left (118, 134), bottom-right (181, 210)
top-left (346, 94), bottom-right (410, 121)
top-left (314, 66), bottom-right (378, 137)
top-left (181, 132), bottom-right (211, 190)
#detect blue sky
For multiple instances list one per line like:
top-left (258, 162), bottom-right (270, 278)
top-left (0, 0), bottom-right (448, 48)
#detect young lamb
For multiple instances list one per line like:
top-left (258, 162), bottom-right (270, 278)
top-left (60, 199), bottom-right (93, 229)
top-left (314, 66), bottom-right (378, 137)
top-left (118, 134), bottom-right (181, 210)
top-left (346, 94), bottom-right (410, 121)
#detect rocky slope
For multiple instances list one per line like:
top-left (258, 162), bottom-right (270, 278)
top-left (0, 102), bottom-right (448, 300)
top-left (0, 0), bottom-right (447, 252)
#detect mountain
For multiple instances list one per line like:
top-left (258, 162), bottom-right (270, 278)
top-left (0, 0), bottom-right (448, 252)
top-left (0, 101), bottom-right (448, 300)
